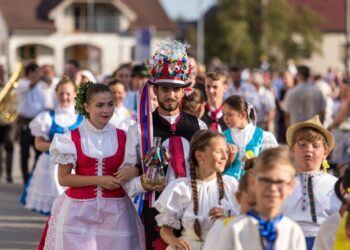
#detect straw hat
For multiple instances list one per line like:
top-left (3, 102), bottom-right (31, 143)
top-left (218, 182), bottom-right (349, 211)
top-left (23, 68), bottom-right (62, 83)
top-left (286, 115), bottom-right (335, 149)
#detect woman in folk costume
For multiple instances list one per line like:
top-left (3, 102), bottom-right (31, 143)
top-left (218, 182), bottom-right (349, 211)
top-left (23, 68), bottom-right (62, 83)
top-left (313, 166), bottom-right (350, 250)
top-left (115, 40), bottom-right (237, 250)
top-left (155, 130), bottom-right (239, 250)
top-left (38, 83), bottom-right (145, 250)
top-left (108, 79), bottom-right (136, 131)
top-left (221, 95), bottom-right (278, 179)
top-left (204, 147), bottom-right (306, 250)
top-left (281, 115), bottom-right (341, 250)
top-left (21, 77), bottom-right (83, 215)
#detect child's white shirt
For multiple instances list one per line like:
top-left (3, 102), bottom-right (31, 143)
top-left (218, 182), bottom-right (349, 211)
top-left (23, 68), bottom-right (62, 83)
top-left (281, 172), bottom-right (340, 237)
top-left (203, 214), bottom-right (306, 250)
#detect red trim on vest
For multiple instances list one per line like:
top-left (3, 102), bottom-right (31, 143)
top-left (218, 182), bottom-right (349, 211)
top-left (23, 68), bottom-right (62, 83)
top-left (65, 128), bottom-right (126, 199)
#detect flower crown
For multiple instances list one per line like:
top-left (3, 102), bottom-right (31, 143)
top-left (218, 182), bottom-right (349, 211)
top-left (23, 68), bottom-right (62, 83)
top-left (148, 39), bottom-right (192, 85)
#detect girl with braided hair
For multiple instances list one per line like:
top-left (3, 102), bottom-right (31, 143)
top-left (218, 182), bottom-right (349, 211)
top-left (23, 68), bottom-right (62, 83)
top-left (155, 129), bottom-right (239, 250)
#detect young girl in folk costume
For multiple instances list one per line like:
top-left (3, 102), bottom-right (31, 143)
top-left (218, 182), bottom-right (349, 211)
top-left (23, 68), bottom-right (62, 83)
top-left (182, 88), bottom-right (205, 118)
top-left (222, 95), bottom-right (278, 179)
top-left (281, 115), bottom-right (341, 250)
top-left (38, 83), bottom-right (145, 250)
top-left (211, 147), bottom-right (306, 250)
top-left (204, 158), bottom-right (257, 249)
top-left (313, 166), bottom-right (350, 250)
top-left (108, 79), bottom-right (136, 131)
top-left (21, 77), bottom-right (83, 215)
top-left (155, 130), bottom-right (239, 250)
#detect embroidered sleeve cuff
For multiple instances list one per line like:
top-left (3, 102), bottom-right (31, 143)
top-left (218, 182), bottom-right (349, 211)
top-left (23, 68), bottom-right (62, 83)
top-left (155, 214), bottom-right (181, 229)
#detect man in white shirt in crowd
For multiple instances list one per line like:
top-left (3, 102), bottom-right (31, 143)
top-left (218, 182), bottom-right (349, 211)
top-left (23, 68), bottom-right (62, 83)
top-left (16, 62), bottom-right (46, 184)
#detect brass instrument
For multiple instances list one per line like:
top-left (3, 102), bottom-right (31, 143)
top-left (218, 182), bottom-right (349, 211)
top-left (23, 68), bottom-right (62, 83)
top-left (0, 63), bottom-right (24, 126)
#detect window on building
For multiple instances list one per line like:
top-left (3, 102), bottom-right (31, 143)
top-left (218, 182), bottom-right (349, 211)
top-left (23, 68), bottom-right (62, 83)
top-left (73, 3), bottom-right (119, 33)
top-left (19, 45), bottom-right (36, 60)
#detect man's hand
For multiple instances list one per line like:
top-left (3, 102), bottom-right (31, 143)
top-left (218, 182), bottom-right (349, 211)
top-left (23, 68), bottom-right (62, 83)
top-left (140, 174), bottom-right (166, 192)
top-left (113, 165), bottom-right (139, 184)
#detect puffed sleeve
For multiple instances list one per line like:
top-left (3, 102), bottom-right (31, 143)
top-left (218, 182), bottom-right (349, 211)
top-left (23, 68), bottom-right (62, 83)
top-left (49, 131), bottom-right (77, 168)
top-left (155, 178), bottom-right (192, 230)
top-left (29, 111), bottom-right (52, 140)
top-left (261, 131), bottom-right (279, 151)
top-left (221, 176), bottom-right (240, 216)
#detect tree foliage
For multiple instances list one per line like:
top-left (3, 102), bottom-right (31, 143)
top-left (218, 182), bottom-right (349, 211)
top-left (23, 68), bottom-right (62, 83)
top-left (201, 0), bottom-right (323, 69)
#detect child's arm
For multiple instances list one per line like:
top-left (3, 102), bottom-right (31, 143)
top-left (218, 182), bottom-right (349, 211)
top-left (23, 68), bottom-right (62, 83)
top-left (58, 164), bottom-right (121, 190)
top-left (209, 207), bottom-right (226, 219)
top-left (34, 136), bottom-right (50, 152)
top-left (160, 226), bottom-right (191, 250)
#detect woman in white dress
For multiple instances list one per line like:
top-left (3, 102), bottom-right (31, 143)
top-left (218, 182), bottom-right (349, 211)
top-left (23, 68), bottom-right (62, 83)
top-left (155, 129), bottom-right (239, 250)
top-left (38, 83), bottom-right (145, 250)
top-left (108, 79), bottom-right (135, 131)
top-left (21, 77), bottom-right (83, 214)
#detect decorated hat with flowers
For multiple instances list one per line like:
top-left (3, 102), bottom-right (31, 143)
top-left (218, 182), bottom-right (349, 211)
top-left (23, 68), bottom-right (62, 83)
top-left (148, 39), bottom-right (192, 87)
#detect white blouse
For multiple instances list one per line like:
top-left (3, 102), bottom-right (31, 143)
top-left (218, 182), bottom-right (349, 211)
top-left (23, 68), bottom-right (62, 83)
top-left (313, 212), bottom-right (341, 250)
top-left (155, 176), bottom-right (239, 240)
top-left (228, 123), bottom-right (278, 151)
top-left (109, 106), bottom-right (135, 131)
top-left (203, 214), bottom-right (306, 250)
top-left (281, 172), bottom-right (341, 237)
top-left (50, 119), bottom-right (118, 168)
top-left (29, 106), bottom-right (79, 140)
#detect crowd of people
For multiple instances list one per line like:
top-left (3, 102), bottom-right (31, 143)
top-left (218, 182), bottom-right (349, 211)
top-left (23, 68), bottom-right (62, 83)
top-left (0, 39), bottom-right (349, 250)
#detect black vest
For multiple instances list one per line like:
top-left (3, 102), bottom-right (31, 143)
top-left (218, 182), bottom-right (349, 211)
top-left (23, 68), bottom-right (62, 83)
top-left (202, 107), bottom-right (227, 131)
top-left (152, 110), bottom-right (200, 143)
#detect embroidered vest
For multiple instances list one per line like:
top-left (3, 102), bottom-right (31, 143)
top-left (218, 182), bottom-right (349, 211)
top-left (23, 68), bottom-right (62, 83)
top-left (65, 128), bottom-right (126, 199)
top-left (223, 126), bottom-right (264, 179)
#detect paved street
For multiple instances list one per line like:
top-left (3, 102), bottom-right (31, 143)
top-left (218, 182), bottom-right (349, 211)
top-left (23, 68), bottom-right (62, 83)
top-left (0, 144), bottom-right (46, 250)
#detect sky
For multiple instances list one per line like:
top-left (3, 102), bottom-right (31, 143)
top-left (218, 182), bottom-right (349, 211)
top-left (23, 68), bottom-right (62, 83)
top-left (159, 0), bottom-right (217, 21)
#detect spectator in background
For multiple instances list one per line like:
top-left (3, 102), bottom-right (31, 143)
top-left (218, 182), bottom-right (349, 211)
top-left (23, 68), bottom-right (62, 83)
top-left (224, 66), bottom-right (261, 113)
top-left (41, 64), bottom-right (59, 110)
top-left (16, 62), bottom-right (46, 184)
top-left (0, 64), bottom-right (14, 183)
top-left (64, 59), bottom-right (80, 81)
top-left (283, 65), bottom-right (326, 127)
top-left (75, 69), bottom-right (97, 86)
top-left (182, 88), bottom-right (205, 118)
top-left (276, 70), bottom-right (295, 143)
top-left (251, 71), bottom-right (276, 132)
top-left (314, 74), bottom-right (334, 128)
top-left (113, 63), bottom-right (132, 89)
top-left (124, 64), bottom-right (150, 112)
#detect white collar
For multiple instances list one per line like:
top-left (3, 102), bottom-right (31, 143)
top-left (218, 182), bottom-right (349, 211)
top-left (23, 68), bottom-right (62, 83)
top-left (83, 119), bottom-right (113, 134)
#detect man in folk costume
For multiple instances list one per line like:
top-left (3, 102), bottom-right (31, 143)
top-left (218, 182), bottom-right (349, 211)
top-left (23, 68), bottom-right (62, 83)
top-left (201, 70), bottom-right (228, 132)
top-left (118, 40), bottom-right (208, 250)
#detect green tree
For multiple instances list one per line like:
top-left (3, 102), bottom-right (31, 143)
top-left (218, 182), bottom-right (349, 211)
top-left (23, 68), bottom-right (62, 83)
top-left (201, 0), bottom-right (323, 69)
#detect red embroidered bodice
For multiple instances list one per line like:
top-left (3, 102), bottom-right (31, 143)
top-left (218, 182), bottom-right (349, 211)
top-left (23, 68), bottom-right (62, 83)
top-left (65, 128), bottom-right (126, 199)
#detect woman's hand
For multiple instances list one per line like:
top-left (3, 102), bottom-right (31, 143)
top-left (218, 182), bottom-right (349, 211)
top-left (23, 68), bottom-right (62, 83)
top-left (96, 176), bottom-right (121, 190)
top-left (113, 165), bottom-right (139, 184)
top-left (209, 207), bottom-right (226, 220)
top-left (169, 238), bottom-right (191, 250)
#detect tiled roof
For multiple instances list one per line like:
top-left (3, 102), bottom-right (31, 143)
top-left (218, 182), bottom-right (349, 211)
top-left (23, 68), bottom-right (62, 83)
top-left (0, 0), bottom-right (176, 32)
top-left (289, 0), bottom-right (346, 32)
top-left (0, 0), bottom-right (55, 30)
